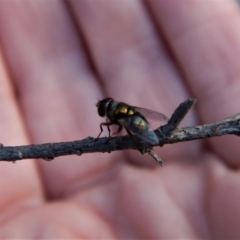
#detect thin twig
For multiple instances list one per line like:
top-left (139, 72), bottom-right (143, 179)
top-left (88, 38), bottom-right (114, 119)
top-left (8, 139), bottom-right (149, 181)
top-left (161, 98), bottom-right (196, 135)
top-left (145, 148), bottom-right (164, 166)
top-left (0, 98), bottom-right (239, 164)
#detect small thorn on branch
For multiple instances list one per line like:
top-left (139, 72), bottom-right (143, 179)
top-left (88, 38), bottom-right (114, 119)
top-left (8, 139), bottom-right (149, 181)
top-left (146, 148), bottom-right (164, 166)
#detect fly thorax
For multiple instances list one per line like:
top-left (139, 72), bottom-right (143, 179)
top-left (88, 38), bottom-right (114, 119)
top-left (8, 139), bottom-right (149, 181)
top-left (107, 101), bottom-right (119, 119)
top-left (114, 103), bottom-right (135, 116)
top-left (115, 103), bottom-right (128, 115)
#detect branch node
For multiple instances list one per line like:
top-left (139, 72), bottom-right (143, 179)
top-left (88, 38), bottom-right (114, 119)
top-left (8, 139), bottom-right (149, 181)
top-left (18, 151), bottom-right (23, 159)
top-left (76, 150), bottom-right (82, 156)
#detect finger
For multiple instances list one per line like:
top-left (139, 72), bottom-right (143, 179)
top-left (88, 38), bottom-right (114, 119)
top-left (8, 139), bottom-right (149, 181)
top-left (147, 0), bottom-right (240, 167)
top-left (0, 49), bottom-right (43, 211)
top-left (70, 0), bottom-right (200, 164)
top-left (0, 0), bottom-right (111, 198)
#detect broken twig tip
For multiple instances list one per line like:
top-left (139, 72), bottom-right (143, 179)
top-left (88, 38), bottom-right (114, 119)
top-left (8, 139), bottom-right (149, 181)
top-left (146, 148), bottom-right (164, 166)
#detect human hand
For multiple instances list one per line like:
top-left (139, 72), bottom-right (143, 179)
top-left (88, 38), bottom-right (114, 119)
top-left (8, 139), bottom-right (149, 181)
top-left (0, 0), bottom-right (239, 238)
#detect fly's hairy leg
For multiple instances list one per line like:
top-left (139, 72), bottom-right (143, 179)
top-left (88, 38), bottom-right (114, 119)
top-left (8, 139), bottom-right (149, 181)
top-left (95, 122), bottom-right (115, 142)
top-left (111, 125), bottom-right (123, 136)
top-left (104, 124), bottom-right (122, 143)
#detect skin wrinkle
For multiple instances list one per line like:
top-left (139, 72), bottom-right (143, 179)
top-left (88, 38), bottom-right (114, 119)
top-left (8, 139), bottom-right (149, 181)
top-left (172, 23), bottom-right (237, 111)
top-left (149, 0), bottom-right (238, 41)
top-left (205, 158), bottom-right (225, 238)
top-left (158, 179), bottom-right (198, 237)
top-left (204, 21), bottom-right (240, 92)
top-left (120, 167), bottom-right (196, 238)
top-left (207, 169), bottom-right (240, 238)
top-left (160, 162), bottom-right (209, 238)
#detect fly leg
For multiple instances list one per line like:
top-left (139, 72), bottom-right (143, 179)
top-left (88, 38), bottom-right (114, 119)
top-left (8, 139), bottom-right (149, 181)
top-left (111, 125), bottom-right (123, 137)
top-left (105, 124), bottom-right (123, 143)
top-left (95, 122), bottom-right (115, 141)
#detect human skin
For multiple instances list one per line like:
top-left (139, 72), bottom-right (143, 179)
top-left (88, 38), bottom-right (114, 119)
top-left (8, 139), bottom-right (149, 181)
top-left (0, 0), bottom-right (239, 238)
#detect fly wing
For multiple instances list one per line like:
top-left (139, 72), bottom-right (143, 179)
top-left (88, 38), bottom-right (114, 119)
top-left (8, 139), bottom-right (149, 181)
top-left (132, 106), bottom-right (169, 122)
top-left (118, 116), bottom-right (159, 145)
